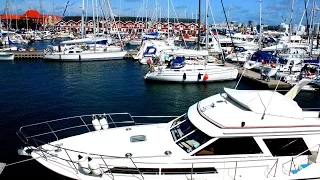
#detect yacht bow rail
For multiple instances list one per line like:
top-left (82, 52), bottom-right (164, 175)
top-left (28, 139), bottom-right (279, 179)
top-left (282, 144), bottom-right (320, 176)
top-left (16, 113), bottom-right (178, 146)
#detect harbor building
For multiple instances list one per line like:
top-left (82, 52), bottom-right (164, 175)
top-left (0, 9), bottom-right (60, 30)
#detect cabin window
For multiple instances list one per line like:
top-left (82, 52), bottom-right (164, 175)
top-left (171, 115), bottom-right (186, 128)
top-left (171, 117), bottom-right (195, 141)
top-left (195, 137), bottom-right (262, 156)
top-left (170, 117), bottom-right (211, 153)
top-left (263, 138), bottom-right (311, 156)
top-left (176, 129), bottom-right (211, 153)
top-left (161, 167), bottom-right (217, 174)
top-left (108, 167), bottom-right (218, 174)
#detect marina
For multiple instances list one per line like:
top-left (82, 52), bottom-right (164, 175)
top-left (7, 49), bottom-right (294, 89)
top-left (1, 0), bottom-right (320, 179)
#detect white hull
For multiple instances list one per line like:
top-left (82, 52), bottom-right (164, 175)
top-left (144, 65), bottom-right (239, 83)
top-left (43, 51), bottom-right (127, 62)
top-left (0, 52), bottom-right (14, 60)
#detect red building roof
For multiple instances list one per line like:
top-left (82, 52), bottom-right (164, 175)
top-left (0, 9), bottom-right (60, 20)
top-left (23, 9), bottom-right (41, 18)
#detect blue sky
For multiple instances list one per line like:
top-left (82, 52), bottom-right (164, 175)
top-left (1, 0), bottom-right (319, 25)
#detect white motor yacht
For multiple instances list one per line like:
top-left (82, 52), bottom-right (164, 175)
top-left (0, 52), bottom-right (14, 61)
top-left (17, 78), bottom-right (320, 180)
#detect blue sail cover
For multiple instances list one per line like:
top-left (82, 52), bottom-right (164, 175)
top-left (141, 32), bottom-right (159, 40)
top-left (171, 56), bottom-right (185, 69)
top-left (303, 59), bottom-right (320, 64)
top-left (250, 51), bottom-right (286, 64)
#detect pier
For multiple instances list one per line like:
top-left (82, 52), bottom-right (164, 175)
top-left (11, 50), bottom-right (138, 60)
top-left (12, 51), bottom-right (45, 59)
top-left (237, 67), bottom-right (291, 89)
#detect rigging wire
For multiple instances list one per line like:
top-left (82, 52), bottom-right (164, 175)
top-left (261, 68), bottom-right (284, 120)
top-left (169, 0), bottom-right (187, 47)
top-left (208, 0), bottom-right (225, 62)
top-left (219, 0), bottom-right (240, 67)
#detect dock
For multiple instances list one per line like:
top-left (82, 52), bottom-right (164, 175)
top-left (12, 51), bottom-right (45, 59)
top-left (11, 50), bottom-right (138, 60)
top-left (238, 67), bottom-right (291, 89)
top-left (223, 62), bottom-right (291, 89)
top-left (124, 50), bottom-right (138, 59)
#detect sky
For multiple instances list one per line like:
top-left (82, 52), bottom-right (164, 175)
top-left (1, 0), bottom-right (319, 26)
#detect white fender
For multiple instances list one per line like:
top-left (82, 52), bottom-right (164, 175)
top-left (88, 157), bottom-right (102, 176)
top-left (18, 146), bottom-right (37, 156)
top-left (99, 117), bottom-right (109, 129)
top-left (78, 155), bottom-right (91, 174)
top-left (92, 118), bottom-right (101, 131)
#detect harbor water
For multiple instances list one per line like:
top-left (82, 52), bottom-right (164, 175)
top-left (0, 41), bottom-right (320, 179)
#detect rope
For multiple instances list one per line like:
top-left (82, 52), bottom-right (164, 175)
top-left (5, 157), bottom-right (36, 167)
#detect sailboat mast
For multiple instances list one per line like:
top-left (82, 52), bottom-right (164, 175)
top-left (91, 0), bottom-right (96, 52)
top-left (205, 0), bottom-right (208, 51)
top-left (167, 0), bottom-right (169, 38)
top-left (289, 0), bottom-right (295, 43)
top-left (5, 0), bottom-right (9, 30)
top-left (81, 0), bottom-right (85, 38)
top-left (197, 0), bottom-right (201, 50)
top-left (310, 0), bottom-right (316, 56)
top-left (259, 0), bottom-right (262, 50)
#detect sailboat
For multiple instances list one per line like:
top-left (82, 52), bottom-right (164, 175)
top-left (143, 0), bottom-right (239, 83)
top-left (43, 0), bottom-right (127, 62)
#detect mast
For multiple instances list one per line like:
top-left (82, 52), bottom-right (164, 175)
top-left (289, 0), bottom-right (295, 43)
top-left (40, 0), bottom-right (43, 29)
top-left (91, 0), bottom-right (96, 52)
top-left (167, 0), bottom-right (169, 38)
top-left (205, 0), bottom-right (208, 63)
top-left (259, 0), bottom-right (262, 50)
top-left (197, 0), bottom-right (201, 50)
top-left (5, 0), bottom-right (9, 30)
top-left (145, 0), bottom-right (148, 32)
top-left (81, 0), bottom-right (85, 38)
top-left (205, 0), bottom-right (208, 51)
top-left (106, 0), bottom-right (122, 48)
top-left (309, 0), bottom-right (316, 56)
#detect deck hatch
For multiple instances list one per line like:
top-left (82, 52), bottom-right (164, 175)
top-left (130, 135), bottom-right (146, 142)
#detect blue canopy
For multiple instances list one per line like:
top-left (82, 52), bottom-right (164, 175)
top-left (250, 51), bottom-right (286, 64)
top-left (303, 59), bottom-right (320, 64)
top-left (171, 56), bottom-right (185, 69)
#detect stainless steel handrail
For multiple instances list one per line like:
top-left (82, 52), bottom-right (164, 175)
top-left (17, 113), bottom-right (178, 145)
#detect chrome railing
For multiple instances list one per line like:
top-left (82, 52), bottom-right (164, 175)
top-left (282, 144), bottom-right (320, 176)
top-left (30, 141), bottom-right (278, 180)
top-left (16, 113), bottom-right (178, 146)
top-left (265, 159), bottom-right (278, 178)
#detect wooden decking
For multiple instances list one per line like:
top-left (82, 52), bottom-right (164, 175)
top-left (12, 51), bottom-right (45, 59)
top-left (11, 50), bottom-right (138, 60)
top-left (238, 68), bottom-right (291, 89)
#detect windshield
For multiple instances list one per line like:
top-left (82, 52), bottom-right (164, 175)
top-left (170, 115), bottom-right (211, 153)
